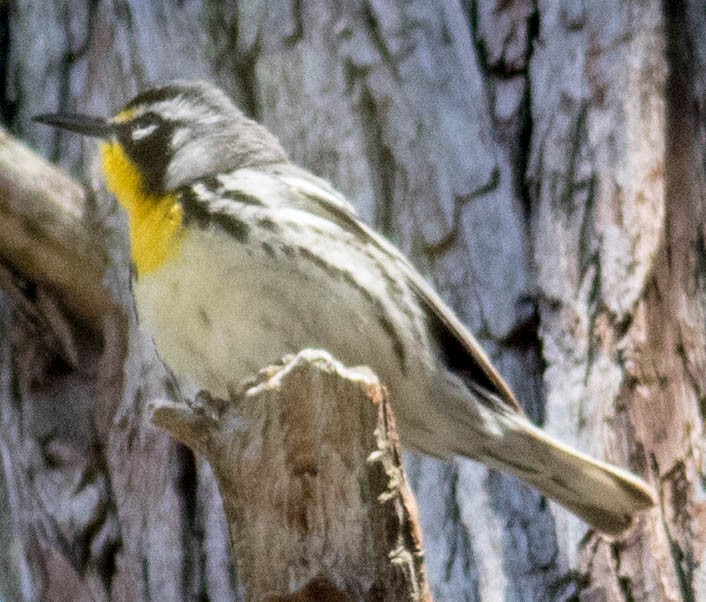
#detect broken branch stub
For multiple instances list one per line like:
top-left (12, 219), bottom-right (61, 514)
top-left (150, 349), bottom-right (431, 601)
top-left (0, 127), bottom-right (115, 327)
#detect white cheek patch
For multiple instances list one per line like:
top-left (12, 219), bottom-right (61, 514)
top-left (131, 123), bottom-right (159, 141)
top-left (171, 127), bottom-right (191, 149)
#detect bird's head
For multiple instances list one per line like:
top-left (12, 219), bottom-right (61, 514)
top-left (35, 81), bottom-right (287, 275)
top-left (35, 81), bottom-right (288, 198)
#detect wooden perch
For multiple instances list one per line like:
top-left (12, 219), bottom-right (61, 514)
top-left (0, 127), bottom-right (115, 327)
top-left (150, 349), bottom-right (431, 601)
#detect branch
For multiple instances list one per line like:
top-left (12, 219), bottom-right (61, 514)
top-left (0, 127), bottom-right (116, 327)
top-left (151, 349), bottom-right (431, 601)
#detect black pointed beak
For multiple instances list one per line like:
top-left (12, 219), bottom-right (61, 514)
top-left (33, 113), bottom-right (115, 138)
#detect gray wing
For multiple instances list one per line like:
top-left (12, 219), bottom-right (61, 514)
top-left (197, 163), bottom-right (523, 415)
top-left (271, 164), bottom-right (523, 415)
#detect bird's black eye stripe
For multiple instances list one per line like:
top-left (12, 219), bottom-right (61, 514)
top-left (117, 112), bottom-right (174, 194)
top-left (127, 111), bottom-right (163, 139)
top-left (116, 112), bottom-right (162, 145)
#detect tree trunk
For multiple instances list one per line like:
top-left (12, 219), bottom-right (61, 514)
top-left (1, 1), bottom-right (704, 600)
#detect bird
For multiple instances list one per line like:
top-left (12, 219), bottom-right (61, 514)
top-left (35, 80), bottom-right (655, 535)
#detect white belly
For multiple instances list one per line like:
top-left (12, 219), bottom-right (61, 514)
top-left (133, 227), bottom-right (430, 407)
top-left (134, 225), bottom-right (506, 460)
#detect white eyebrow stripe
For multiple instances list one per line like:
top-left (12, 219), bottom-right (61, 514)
top-left (153, 98), bottom-right (223, 124)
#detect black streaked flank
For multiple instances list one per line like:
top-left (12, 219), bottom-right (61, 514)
top-left (198, 175), bottom-right (265, 207)
top-left (298, 246), bottom-right (332, 274)
top-left (261, 242), bottom-right (276, 258)
top-left (198, 308), bottom-right (211, 327)
top-left (376, 310), bottom-right (407, 371)
top-left (295, 245), bottom-right (406, 374)
top-left (221, 190), bottom-right (264, 206)
top-left (200, 174), bottom-right (221, 191)
top-left (179, 187), bottom-right (212, 229)
top-left (259, 217), bottom-right (279, 232)
top-left (179, 186), bottom-right (250, 243)
top-left (316, 223), bottom-right (420, 332)
top-left (212, 214), bottom-right (250, 243)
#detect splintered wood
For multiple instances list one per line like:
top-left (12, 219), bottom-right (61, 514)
top-left (151, 349), bottom-right (431, 601)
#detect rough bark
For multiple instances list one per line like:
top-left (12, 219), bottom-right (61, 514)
top-left (528, 2), bottom-right (705, 600)
top-left (0, 1), bottom-right (704, 601)
top-left (151, 349), bottom-right (430, 601)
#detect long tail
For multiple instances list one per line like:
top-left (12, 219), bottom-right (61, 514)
top-left (432, 377), bottom-right (657, 535)
top-left (487, 414), bottom-right (656, 535)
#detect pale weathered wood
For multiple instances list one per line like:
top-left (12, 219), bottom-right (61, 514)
top-left (0, 127), bottom-right (116, 326)
top-left (151, 350), bottom-right (431, 602)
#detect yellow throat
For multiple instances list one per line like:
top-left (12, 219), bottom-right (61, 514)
top-left (101, 141), bottom-right (184, 275)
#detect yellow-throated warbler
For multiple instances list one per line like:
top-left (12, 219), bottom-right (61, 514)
top-left (35, 81), bottom-right (655, 534)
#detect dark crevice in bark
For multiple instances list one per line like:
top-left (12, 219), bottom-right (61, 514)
top-left (73, 482), bottom-right (108, 574)
top-left (667, 539), bottom-right (695, 602)
top-left (611, 543), bottom-right (634, 602)
top-left (177, 445), bottom-right (198, 532)
top-left (577, 178), bottom-right (597, 281)
top-left (174, 444), bottom-right (206, 601)
top-left (226, 5), bottom-right (260, 121)
top-left (497, 299), bottom-right (539, 349)
top-left (466, 2), bottom-right (486, 71)
top-left (206, 3), bottom-right (261, 120)
top-left (469, 2), bottom-right (546, 427)
top-left (233, 51), bottom-right (259, 121)
top-left (558, 103), bottom-right (591, 216)
top-left (659, 461), bottom-right (696, 602)
top-left (42, 0), bottom-right (97, 164)
top-left (696, 227), bottom-right (706, 293)
top-left (422, 197), bottom-right (469, 257)
top-left (498, 300), bottom-right (545, 423)
top-left (676, 334), bottom-right (706, 422)
top-left (518, 4), bottom-right (539, 219)
top-left (141, 556), bottom-right (152, 602)
top-left (286, 0), bottom-right (304, 46)
top-left (548, 570), bottom-right (582, 601)
top-left (95, 519), bottom-right (120, 590)
top-left (361, 1), bottom-right (395, 71)
top-left (61, 1), bottom-right (95, 68)
top-left (465, 0), bottom-right (499, 163)
top-left (90, 445), bottom-right (121, 589)
top-left (443, 467), bottom-right (476, 589)
top-left (422, 159), bottom-right (499, 257)
top-left (511, 4), bottom-right (546, 429)
top-left (87, 521), bottom-right (118, 591)
top-left (0, 2), bottom-right (16, 129)
top-left (422, 227), bottom-right (458, 258)
top-left (662, 0), bottom-right (702, 595)
top-left (422, 171), bottom-right (501, 258)
top-left (573, 124), bottom-right (599, 384)
top-left (576, 536), bottom-right (602, 599)
top-left (617, 577), bottom-right (635, 602)
top-left (357, 83), bottom-right (396, 239)
top-left (52, 1), bottom-right (98, 163)
top-left (583, 253), bottom-right (601, 385)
